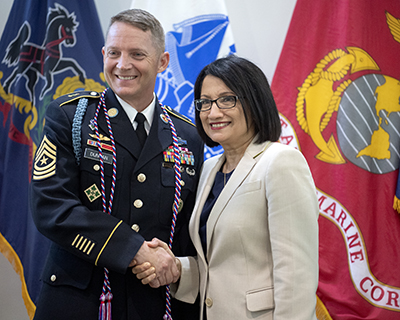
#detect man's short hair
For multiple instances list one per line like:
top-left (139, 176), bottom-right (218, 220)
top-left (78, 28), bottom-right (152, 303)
top-left (106, 9), bottom-right (165, 54)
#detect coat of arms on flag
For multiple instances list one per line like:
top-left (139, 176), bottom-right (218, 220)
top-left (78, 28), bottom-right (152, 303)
top-left (273, 1), bottom-right (400, 319)
top-left (0, 1), bottom-right (105, 317)
top-left (131, 0), bottom-right (236, 160)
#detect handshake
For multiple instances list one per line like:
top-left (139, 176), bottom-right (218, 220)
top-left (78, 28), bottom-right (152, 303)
top-left (129, 238), bottom-right (181, 288)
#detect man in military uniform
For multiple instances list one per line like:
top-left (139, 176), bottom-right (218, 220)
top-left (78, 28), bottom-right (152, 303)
top-left (30, 9), bottom-right (203, 320)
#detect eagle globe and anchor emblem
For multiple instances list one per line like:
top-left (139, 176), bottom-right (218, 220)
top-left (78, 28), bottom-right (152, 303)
top-left (296, 11), bottom-right (400, 175)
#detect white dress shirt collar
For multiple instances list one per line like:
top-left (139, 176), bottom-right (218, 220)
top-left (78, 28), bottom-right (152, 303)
top-left (115, 93), bottom-right (155, 134)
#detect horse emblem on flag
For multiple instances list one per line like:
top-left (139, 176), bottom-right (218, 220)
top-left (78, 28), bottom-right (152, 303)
top-left (0, 2), bottom-right (105, 179)
top-left (0, 1), bottom-right (106, 316)
top-left (2, 3), bottom-right (86, 102)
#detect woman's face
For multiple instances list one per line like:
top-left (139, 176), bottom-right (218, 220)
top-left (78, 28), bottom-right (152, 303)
top-left (199, 75), bottom-right (255, 151)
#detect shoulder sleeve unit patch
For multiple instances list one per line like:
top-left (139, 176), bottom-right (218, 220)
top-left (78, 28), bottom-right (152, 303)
top-left (33, 135), bottom-right (57, 180)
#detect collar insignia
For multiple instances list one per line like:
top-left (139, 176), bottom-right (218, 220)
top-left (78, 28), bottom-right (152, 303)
top-left (160, 113), bottom-right (168, 124)
top-left (108, 108), bottom-right (119, 118)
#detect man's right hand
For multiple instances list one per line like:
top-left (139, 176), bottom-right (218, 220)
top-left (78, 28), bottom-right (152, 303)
top-left (129, 239), bottom-right (180, 287)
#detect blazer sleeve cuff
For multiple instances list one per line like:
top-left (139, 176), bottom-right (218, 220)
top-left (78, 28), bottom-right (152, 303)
top-left (171, 256), bottom-right (199, 304)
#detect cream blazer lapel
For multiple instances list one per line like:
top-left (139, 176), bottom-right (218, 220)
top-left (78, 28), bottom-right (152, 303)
top-left (190, 139), bottom-right (272, 262)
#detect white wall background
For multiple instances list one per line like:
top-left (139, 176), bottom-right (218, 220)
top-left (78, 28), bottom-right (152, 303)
top-left (0, 0), bottom-right (296, 318)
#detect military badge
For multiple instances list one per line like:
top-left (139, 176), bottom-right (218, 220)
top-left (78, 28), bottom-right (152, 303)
top-left (87, 139), bottom-right (113, 152)
top-left (108, 108), bottom-right (119, 118)
top-left (160, 113), bottom-right (168, 124)
top-left (163, 146), bottom-right (175, 162)
top-left (84, 183), bottom-right (101, 202)
top-left (177, 136), bottom-right (187, 146)
top-left (180, 147), bottom-right (195, 165)
top-left (162, 162), bottom-right (174, 169)
top-left (33, 135), bottom-right (57, 180)
top-left (186, 167), bottom-right (195, 176)
top-left (89, 119), bottom-right (96, 131)
top-left (89, 133), bottom-right (111, 141)
top-left (163, 145), bottom-right (195, 166)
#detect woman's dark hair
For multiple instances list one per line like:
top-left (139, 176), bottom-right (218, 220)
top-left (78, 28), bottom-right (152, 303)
top-left (194, 55), bottom-right (281, 148)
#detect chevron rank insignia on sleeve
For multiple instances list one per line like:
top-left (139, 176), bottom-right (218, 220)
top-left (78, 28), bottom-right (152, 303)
top-left (33, 135), bottom-right (57, 180)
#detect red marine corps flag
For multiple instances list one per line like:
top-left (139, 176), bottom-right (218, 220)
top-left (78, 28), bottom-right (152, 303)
top-left (272, 1), bottom-right (400, 319)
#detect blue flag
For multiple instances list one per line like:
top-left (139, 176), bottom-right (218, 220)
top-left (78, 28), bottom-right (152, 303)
top-left (0, 0), bottom-right (105, 317)
top-left (131, 0), bottom-right (236, 160)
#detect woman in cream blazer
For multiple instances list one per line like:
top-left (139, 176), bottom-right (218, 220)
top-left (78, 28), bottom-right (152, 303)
top-left (175, 139), bottom-right (319, 320)
top-left (135, 55), bottom-right (319, 320)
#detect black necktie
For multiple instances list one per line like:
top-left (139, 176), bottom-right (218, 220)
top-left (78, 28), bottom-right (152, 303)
top-left (135, 113), bottom-right (147, 148)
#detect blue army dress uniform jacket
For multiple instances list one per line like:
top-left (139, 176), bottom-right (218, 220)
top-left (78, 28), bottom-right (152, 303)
top-left (30, 89), bottom-right (203, 320)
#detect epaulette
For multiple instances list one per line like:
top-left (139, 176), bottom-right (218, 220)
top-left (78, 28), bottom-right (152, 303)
top-left (59, 91), bottom-right (100, 107)
top-left (164, 105), bottom-right (196, 127)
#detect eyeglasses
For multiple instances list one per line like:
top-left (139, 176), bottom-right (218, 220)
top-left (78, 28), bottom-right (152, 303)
top-left (194, 95), bottom-right (240, 112)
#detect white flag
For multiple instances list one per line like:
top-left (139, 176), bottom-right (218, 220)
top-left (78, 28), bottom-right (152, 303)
top-left (131, 0), bottom-right (236, 159)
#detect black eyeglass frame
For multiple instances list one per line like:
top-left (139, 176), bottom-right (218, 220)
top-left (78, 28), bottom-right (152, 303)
top-left (194, 95), bottom-right (240, 112)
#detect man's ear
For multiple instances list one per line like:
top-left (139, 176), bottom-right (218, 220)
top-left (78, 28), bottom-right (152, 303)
top-left (158, 52), bottom-right (170, 73)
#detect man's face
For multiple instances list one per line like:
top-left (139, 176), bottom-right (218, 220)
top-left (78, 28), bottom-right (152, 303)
top-left (102, 22), bottom-right (169, 110)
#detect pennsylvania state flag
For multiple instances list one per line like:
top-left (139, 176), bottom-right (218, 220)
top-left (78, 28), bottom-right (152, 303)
top-left (0, 0), bottom-right (105, 318)
top-left (272, 0), bottom-right (400, 319)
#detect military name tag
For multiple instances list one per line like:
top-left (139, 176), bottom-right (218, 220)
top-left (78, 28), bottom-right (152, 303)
top-left (84, 148), bottom-right (113, 164)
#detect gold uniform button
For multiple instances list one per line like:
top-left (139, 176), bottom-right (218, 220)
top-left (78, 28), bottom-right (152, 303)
top-left (180, 180), bottom-right (185, 187)
top-left (131, 224), bottom-right (140, 232)
top-left (50, 275), bottom-right (57, 282)
top-left (172, 199), bottom-right (184, 213)
top-left (90, 91), bottom-right (97, 96)
top-left (205, 297), bottom-right (213, 307)
top-left (134, 199), bottom-right (143, 208)
top-left (93, 164), bottom-right (100, 171)
top-left (137, 173), bottom-right (146, 183)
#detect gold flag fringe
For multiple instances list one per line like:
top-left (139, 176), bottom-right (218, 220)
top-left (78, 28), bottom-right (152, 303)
top-left (393, 196), bottom-right (400, 214)
top-left (316, 295), bottom-right (333, 320)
